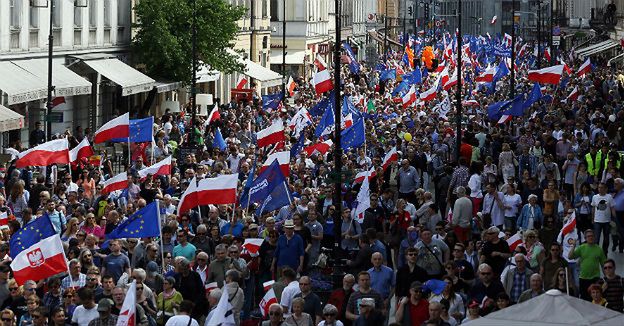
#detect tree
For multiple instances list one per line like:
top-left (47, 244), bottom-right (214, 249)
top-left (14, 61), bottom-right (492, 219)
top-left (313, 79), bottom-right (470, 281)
top-left (132, 0), bottom-right (246, 83)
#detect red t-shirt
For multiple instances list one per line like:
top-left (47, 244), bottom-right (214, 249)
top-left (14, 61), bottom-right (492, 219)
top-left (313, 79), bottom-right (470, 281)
top-left (408, 299), bottom-right (430, 326)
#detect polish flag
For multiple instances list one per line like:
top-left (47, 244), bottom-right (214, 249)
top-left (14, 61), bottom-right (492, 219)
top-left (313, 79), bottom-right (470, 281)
top-left (420, 85), bottom-right (437, 102)
top-left (236, 75), bottom-right (248, 90)
top-left (314, 69), bottom-right (333, 95)
top-left (544, 47), bottom-right (551, 62)
top-left (51, 97), bottom-right (67, 110)
top-left (177, 174), bottom-right (238, 216)
top-left (256, 121), bottom-right (286, 148)
top-left (314, 53), bottom-right (328, 71)
top-left (101, 172), bottom-right (128, 195)
top-left (506, 233), bottom-right (523, 251)
top-left (116, 281), bottom-right (136, 326)
top-left (10, 234), bottom-right (68, 285)
top-left (0, 212), bottom-right (8, 226)
top-left (462, 100), bottom-right (480, 107)
top-left (138, 156), bottom-right (172, 179)
top-left (577, 58), bottom-right (592, 76)
top-left (475, 65), bottom-right (496, 83)
top-left (435, 62), bottom-right (446, 73)
top-left (69, 138), bottom-right (94, 163)
top-left (259, 288), bottom-right (278, 317)
top-left (94, 112), bottom-right (130, 144)
top-left (16, 138), bottom-right (70, 168)
top-left (242, 238), bottom-right (264, 255)
top-left (382, 147), bottom-right (399, 171)
top-left (263, 280), bottom-right (275, 292)
top-left (288, 108), bottom-right (312, 133)
top-left (341, 113), bottom-right (354, 130)
top-left (490, 15), bottom-right (497, 25)
top-left (303, 140), bottom-right (333, 157)
top-left (527, 65), bottom-right (564, 85)
top-left (287, 76), bottom-right (297, 97)
top-left (564, 86), bottom-right (580, 102)
top-left (497, 115), bottom-right (512, 124)
top-left (443, 72), bottom-right (458, 91)
top-left (518, 43), bottom-right (527, 57)
top-left (206, 104), bottom-right (221, 125)
top-left (354, 168), bottom-right (376, 183)
top-left (205, 282), bottom-right (218, 294)
top-left (561, 212), bottom-right (577, 237)
top-left (402, 85), bottom-right (417, 108)
top-left (438, 67), bottom-right (450, 88)
top-left (503, 33), bottom-right (512, 47)
top-left (259, 151), bottom-right (290, 177)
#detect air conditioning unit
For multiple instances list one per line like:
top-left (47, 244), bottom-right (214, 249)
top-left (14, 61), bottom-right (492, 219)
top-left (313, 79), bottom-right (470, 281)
top-left (30, 0), bottom-right (49, 7)
top-left (75, 0), bottom-right (88, 7)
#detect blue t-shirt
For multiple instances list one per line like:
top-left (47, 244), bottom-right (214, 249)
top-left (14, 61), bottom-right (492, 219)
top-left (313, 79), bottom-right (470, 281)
top-left (220, 222), bottom-right (244, 237)
top-left (274, 234), bottom-right (305, 270)
top-left (104, 253), bottom-right (130, 283)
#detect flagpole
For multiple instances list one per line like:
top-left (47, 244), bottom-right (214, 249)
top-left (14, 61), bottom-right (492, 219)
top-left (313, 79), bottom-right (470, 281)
top-left (283, 181), bottom-right (292, 205)
top-left (127, 139), bottom-right (131, 168)
top-left (156, 199), bottom-right (166, 322)
top-left (565, 266), bottom-right (569, 296)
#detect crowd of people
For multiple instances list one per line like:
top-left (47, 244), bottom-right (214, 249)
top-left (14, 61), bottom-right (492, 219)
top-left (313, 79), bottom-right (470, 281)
top-left (1, 36), bottom-right (624, 326)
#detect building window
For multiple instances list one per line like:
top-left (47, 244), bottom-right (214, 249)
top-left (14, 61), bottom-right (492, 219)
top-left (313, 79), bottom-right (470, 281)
top-left (104, 0), bottom-right (111, 27)
top-left (30, 5), bottom-right (39, 28)
top-left (74, 4), bottom-right (83, 27)
top-left (118, 0), bottom-right (130, 27)
top-left (270, 0), bottom-right (278, 21)
top-left (10, 0), bottom-right (22, 29)
top-left (52, 0), bottom-right (61, 28)
top-left (89, 0), bottom-right (97, 28)
top-left (262, 0), bottom-right (268, 17)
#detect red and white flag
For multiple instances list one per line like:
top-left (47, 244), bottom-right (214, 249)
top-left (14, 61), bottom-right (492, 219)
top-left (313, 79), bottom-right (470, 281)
top-left (259, 288), bottom-right (278, 317)
top-left (242, 238), bottom-right (264, 255)
top-left (518, 43), bottom-right (528, 57)
top-left (507, 233), bottom-right (523, 251)
top-left (256, 121), bottom-right (286, 148)
top-left (313, 69), bottom-right (333, 95)
top-left (206, 104), bottom-right (221, 125)
top-left (577, 58), bottom-right (592, 76)
top-left (236, 75), bottom-right (248, 90)
top-left (354, 168), bottom-right (376, 183)
top-left (288, 108), bottom-right (312, 135)
top-left (303, 139), bottom-right (333, 157)
top-left (475, 65), bottom-right (496, 83)
top-left (490, 15), bottom-right (497, 25)
top-left (177, 174), bottom-right (238, 216)
top-left (420, 85), bottom-right (437, 102)
top-left (443, 71), bottom-right (458, 91)
top-left (401, 86), bottom-right (417, 109)
top-left (462, 100), bottom-right (480, 107)
top-left (116, 281), bottom-right (136, 326)
top-left (563, 86), bottom-right (580, 102)
top-left (101, 172), bottom-right (128, 195)
top-left (527, 65), bottom-right (564, 85)
top-left (94, 112), bottom-right (130, 144)
top-left (314, 53), bottom-right (328, 71)
top-left (207, 286), bottom-right (236, 326)
top-left (16, 138), bottom-right (70, 168)
top-left (438, 67), bottom-right (450, 88)
top-left (138, 156), bottom-right (172, 179)
top-left (287, 76), bottom-right (296, 97)
top-left (69, 138), bottom-right (94, 163)
top-left (353, 171), bottom-right (371, 223)
top-left (259, 151), bottom-right (290, 177)
top-left (497, 114), bottom-right (512, 124)
top-left (382, 147), bottom-right (399, 171)
top-left (561, 212), bottom-right (577, 237)
top-left (205, 282), bottom-right (218, 294)
top-left (51, 97), bottom-right (67, 110)
top-left (544, 47), bottom-right (551, 62)
top-left (263, 280), bottom-right (275, 292)
top-left (10, 234), bottom-right (68, 285)
top-left (0, 212), bottom-right (8, 227)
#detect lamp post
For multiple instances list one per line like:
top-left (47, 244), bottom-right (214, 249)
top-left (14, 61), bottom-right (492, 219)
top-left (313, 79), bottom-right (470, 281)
top-left (332, 0), bottom-right (343, 255)
top-left (511, 0), bottom-right (516, 98)
top-left (383, 0), bottom-right (388, 60)
top-left (190, 0), bottom-right (198, 146)
top-left (31, 0), bottom-right (88, 140)
top-left (455, 0), bottom-right (462, 162)
top-left (282, 0), bottom-right (287, 101)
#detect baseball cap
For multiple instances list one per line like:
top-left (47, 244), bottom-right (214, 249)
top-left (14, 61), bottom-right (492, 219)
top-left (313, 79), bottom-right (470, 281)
top-left (97, 298), bottom-right (114, 312)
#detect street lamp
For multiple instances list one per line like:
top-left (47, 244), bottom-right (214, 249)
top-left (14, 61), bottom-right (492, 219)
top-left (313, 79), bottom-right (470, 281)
top-left (281, 0), bottom-right (286, 102)
top-left (332, 0), bottom-right (343, 260)
top-left (511, 0), bottom-right (516, 98)
top-left (455, 0), bottom-right (462, 162)
top-left (30, 0), bottom-right (88, 140)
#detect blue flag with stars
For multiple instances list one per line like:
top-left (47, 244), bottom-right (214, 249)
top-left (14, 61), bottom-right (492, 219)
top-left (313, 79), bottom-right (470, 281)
top-left (9, 215), bottom-right (56, 259)
top-left (107, 201), bottom-right (161, 239)
top-left (262, 93), bottom-right (282, 111)
top-left (110, 117), bottom-right (154, 143)
top-left (340, 117), bottom-right (365, 150)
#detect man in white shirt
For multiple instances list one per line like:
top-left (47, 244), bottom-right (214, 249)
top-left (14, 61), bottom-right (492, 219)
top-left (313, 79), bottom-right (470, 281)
top-left (279, 268), bottom-right (301, 317)
top-left (592, 182), bottom-right (616, 254)
top-left (72, 287), bottom-right (99, 325)
top-left (166, 300), bottom-right (199, 326)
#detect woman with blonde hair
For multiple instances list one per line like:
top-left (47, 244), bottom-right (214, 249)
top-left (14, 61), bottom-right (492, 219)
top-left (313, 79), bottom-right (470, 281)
top-left (7, 181), bottom-right (28, 221)
top-left (498, 143), bottom-right (517, 181)
top-left (285, 297), bottom-right (313, 326)
top-left (522, 229), bottom-right (545, 271)
top-left (79, 213), bottom-right (102, 238)
top-left (0, 309), bottom-right (16, 326)
top-left (61, 218), bottom-right (80, 242)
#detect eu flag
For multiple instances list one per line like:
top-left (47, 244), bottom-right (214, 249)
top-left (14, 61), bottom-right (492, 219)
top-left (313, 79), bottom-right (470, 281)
top-left (310, 94), bottom-right (331, 117)
top-left (341, 117), bottom-right (365, 150)
top-left (110, 117), bottom-right (154, 143)
top-left (487, 100), bottom-right (512, 121)
top-left (501, 95), bottom-right (526, 117)
top-left (379, 69), bottom-right (397, 82)
top-left (315, 103), bottom-right (335, 138)
top-left (290, 131), bottom-right (305, 157)
top-left (213, 128), bottom-right (227, 151)
top-left (258, 176), bottom-right (292, 215)
top-left (262, 93), bottom-right (281, 111)
top-left (392, 81), bottom-right (409, 97)
top-left (343, 42), bottom-right (361, 74)
top-left (240, 160), bottom-right (287, 209)
top-left (107, 201), bottom-right (161, 239)
top-left (9, 215), bottom-right (56, 259)
top-left (523, 83), bottom-right (542, 109)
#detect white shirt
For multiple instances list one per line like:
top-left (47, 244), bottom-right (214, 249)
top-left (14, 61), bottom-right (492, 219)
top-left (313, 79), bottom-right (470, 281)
top-left (166, 315), bottom-right (199, 326)
top-left (503, 194), bottom-right (522, 217)
top-left (280, 280), bottom-right (301, 317)
top-left (591, 193), bottom-right (615, 223)
top-left (468, 174), bottom-right (483, 198)
top-left (71, 305), bottom-right (99, 325)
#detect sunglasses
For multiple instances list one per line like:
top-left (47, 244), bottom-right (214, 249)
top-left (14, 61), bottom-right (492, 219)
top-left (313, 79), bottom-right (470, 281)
top-left (1, 318), bottom-right (11, 321)
top-left (9, 287), bottom-right (17, 291)
top-left (137, 287), bottom-right (144, 290)
top-left (604, 265), bottom-right (614, 269)
top-left (324, 313), bottom-right (336, 317)
top-left (88, 278), bottom-right (98, 281)
top-left (64, 294), bottom-right (74, 298)
top-left (269, 312), bottom-right (281, 316)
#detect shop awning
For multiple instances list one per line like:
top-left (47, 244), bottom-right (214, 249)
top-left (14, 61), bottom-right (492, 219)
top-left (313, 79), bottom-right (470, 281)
top-left (82, 58), bottom-right (156, 96)
top-left (269, 51), bottom-right (306, 65)
top-left (154, 81), bottom-right (185, 94)
top-left (13, 59), bottom-right (91, 97)
top-left (226, 49), bottom-right (282, 88)
top-left (0, 104), bottom-right (24, 132)
top-left (368, 30), bottom-right (403, 48)
top-left (0, 62), bottom-right (47, 105)
top-left (197, 64), bottom-right (221, 84)
top-left (575, 39), bottom-right (619, 59)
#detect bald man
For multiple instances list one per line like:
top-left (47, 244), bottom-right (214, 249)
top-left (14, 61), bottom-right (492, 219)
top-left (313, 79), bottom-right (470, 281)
top-left (368, 252), bottom-right (395, 312)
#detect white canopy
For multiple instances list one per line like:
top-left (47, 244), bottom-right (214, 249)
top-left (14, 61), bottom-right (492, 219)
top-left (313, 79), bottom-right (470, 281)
top-left (0, 104), bottom-right (24, 132)
top-left (465, 290), bottom-right (624, 326)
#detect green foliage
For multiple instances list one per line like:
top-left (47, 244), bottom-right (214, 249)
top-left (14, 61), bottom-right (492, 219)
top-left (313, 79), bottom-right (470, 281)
top-left (132, 0), bottom-right (246, 82)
